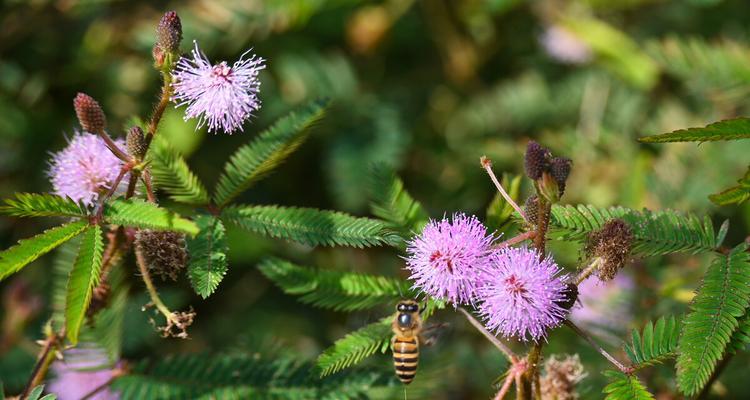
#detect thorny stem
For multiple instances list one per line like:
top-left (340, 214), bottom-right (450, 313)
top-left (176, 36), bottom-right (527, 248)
top-left (458, 307), bottom-right (516, 362)
top-left (145, 72), bottom-right (173, 147)
top-left (141, 170), bottom-right (157, 203)
top-left (495, 231), bottom-right (536, 249)
top-left (564, 320), bottom-right (632, 373)
top-left (480, 156), bottom-right (528, 224)
top-left (134, 246), bottom-right (176, 324)
top-left (20, 332), bottom-right (60, 399)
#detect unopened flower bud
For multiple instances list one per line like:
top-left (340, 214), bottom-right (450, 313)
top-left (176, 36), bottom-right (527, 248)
top-left (550, 157), bottom-right (572, 196)
top-left (525, 140), bottom-right (550, 180)
top-left (540, 354), bottom-right (586, 400)
top-left (126, 126), bottom-right (147, 160)
top-left (74, 93), bottom-right (107, 133)
top-left (525, 195), bottom-right (539, 226)
top-left (156, 11), bottom-right (182, 53)
top-left (135, 230), bottom-right (188, 281)
top-left (585, 219), bottom-right (634, 281)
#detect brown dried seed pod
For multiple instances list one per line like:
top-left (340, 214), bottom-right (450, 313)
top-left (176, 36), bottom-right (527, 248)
top-left (135, 230), bottom-right (188, 281)
top-left (540, 354), bottom-right (587, 400)
top-left (74, 93), bottom-right (107, 133)
top-left (585, 219), bottom-right (634, 281)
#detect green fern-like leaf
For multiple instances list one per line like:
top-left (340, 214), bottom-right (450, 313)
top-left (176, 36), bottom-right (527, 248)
top-left (65, 225), bottom-right (104, 344)
top-left (317, 318), bottom-right (393, 377)
top-left (0, 193), bottom-right (85, 218)
top-left (110, 353), bottom-right (393, 399)
top-left (26, 385), bottom-right (56, 400)
top-left (602, 371), bottom-right (655, 400)
top-left (639, 117), bottom-right (750, 143)
top-left (624, 316), bottom-right (681, 369)
top-left (709, 166), bottom-right (750, 206)
top-left (149, 139), bottom-right (210, 205)
top-left (103, 199), bottom-right (198, 235)
top-left (548, 204), bottom-right (720, 256)
top-left (187, 215), bottom-right (228, 299)
top-left (676, 244), bottom-right (750, 396)
top-left (258, 257), bottom-right (411, 311)
top-left (213, 99), bottom-right (329, 207)
top-left (368, 165), bottom-right (428, 235)
top-left (222, 205), bottom-right (399, 248)
top-left (0, 220), bottom-right (88, 281)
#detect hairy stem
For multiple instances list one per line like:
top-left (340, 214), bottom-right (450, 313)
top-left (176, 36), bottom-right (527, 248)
top-left (575, 258), bottom-right (603, 285)
top-left (493, 372), bottom-right (515, 400)
top-left (141, 170), bottom-right (157, 203)
top-left (564, 320), bottom-right (631, 373)
top-left (20, 332), bottom-right (59, 398)
top-left (458, 307), bottom-right (516, 362)
top-left (145, 72), bottom-right (173, 147)
top-left (481, 156), bottom-right (528, 223)
top-left (495, 231), bottom-right (536, 249)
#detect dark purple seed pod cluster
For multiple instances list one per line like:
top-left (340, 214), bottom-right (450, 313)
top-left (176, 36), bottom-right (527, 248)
top-left (524, 141), bottom-right (573, 197)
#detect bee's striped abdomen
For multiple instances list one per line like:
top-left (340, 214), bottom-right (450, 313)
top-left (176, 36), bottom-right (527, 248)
top-left (392, 336), bottom-right (419, 384)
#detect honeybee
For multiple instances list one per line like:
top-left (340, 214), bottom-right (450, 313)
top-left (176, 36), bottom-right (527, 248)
top-left (391, 299), bottom-right (423, 385)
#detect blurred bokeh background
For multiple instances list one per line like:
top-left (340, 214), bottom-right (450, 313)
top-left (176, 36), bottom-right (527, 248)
top-left (2, 0), bottom-right (750, 398)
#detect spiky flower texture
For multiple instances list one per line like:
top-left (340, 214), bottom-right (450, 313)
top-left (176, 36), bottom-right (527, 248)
top-left (405, 213), bottom-right (494, 305)
top-left (49, 133), bottom-right (127, 206)
top-left (477, 247), bottom-right (568, 342)
top-left (172, 41), bottom-right (266, 135)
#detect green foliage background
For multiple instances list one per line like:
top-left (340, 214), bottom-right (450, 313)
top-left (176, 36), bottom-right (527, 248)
top-left (3, 0), bottom-right (750, 398)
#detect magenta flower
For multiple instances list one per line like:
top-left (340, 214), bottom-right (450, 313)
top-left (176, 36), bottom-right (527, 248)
top-left (405, 213), bottom-right (494, 305)
top-left (49, 132), bottom-right (128, 206)
top-left (477, 247), bottom-right (568, 342)
top-left (172, 41), bottom-right (265, 134)
top-left (47, 345), bottom-right (120, 400)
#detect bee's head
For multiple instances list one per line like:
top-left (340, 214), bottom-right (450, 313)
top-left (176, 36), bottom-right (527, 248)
top-left (396, 300), bottom-right (419, 313)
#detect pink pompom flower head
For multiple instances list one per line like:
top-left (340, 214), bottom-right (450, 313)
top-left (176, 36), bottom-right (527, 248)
top-left (172, 41), bottom-right (266, 135)
top-left (48, 132), bottom-right (128, 207)
top-left (404, 213), bottom-right (495, 305)
top-left (477, 246), bottom-right (569, 342)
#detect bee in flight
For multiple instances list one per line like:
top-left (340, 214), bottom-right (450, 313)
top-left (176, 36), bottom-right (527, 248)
top-left (391, 299), bottom-right (423, 385)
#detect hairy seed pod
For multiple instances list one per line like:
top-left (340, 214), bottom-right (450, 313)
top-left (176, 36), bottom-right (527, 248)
top-left (157, 11), bottom-right (182, 53)
top-left (585, 219), bottom-right (634, 281)
top-left (550, 157), bottom-right (572, 196)
top-left (540, 354), bottom-right (586, 400)
top-left (524, 140), bottom-right (551, 180)
top-left (135, 230), bottom-right (188, 281)
top-left (126, 126), bottom-right (147, 160)
top-left (524, 195), bottom-right (539, 226)
top-left (73, 93), bottom-right (107, 133)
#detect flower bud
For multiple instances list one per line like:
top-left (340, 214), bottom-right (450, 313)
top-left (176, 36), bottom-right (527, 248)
top-left (74, 93), bottom-right (107, 133)
top-left (540, 354), bottom-right (586, 400)
top-left (585, 219), bottom-right (634, 281)
top-left (135, 230), bottom-right (188, 281)
top-left (156, 11), bottom-right (182, 53)
top-left (126, 126), bottom-right (147, 161)
top-left (525, 195), bottom-right (539, 226)
top-left (538, 171), bottom-right (560, 204)
top-left (550, 157), bottom-right (572, 196)
top-left (524, 140), bottom-right (550, 180)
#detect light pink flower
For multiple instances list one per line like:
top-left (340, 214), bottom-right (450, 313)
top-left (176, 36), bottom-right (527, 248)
top-left (48, 132), bottom-right (128, 206)
top-left (404, 213), bottom-right (494, 305)
top-left (47, 346), bottom-right (120, 400)
top-left (172, 41), bottom-right (265, 134)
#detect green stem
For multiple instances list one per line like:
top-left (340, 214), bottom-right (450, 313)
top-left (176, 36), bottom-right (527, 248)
top-left (564, 320), bottom-right (631, 373)
top-left (458, 308), bottom-right (516, 362)
top-left (20, 332), bottom-right (59, 399)
top-left (134, 246), bottom-right (175, 323)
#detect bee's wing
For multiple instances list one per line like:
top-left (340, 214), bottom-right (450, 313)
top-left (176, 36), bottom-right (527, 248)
top-left (419, 322), bottom-right (449, 347)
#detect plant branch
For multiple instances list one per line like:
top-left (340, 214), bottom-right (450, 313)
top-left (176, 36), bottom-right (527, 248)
top-left (20, 331), bottom-right (60, 399)
top-left (575, 258), bottom-right (603, 285)
top-left (134, 246), bottom-right (176, 324)
top-left (458, 307), bottom-right (516, 362)
top-left (564, 320), bottom-right (632, 373)
top-left (141, 170), bottom-right (157, 203)
top-left (145, 72), bottom-right (173, 147)
top-left (495, 231), bottom-right (536, 249)
top-left (97, 130), bottom-right (131, 163)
